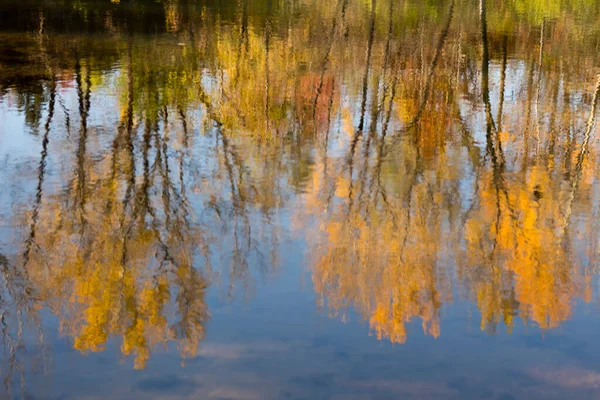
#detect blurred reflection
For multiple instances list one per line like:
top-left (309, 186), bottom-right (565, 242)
top-left (2, 0), bottom-right (600, 396)
top-left (302, 0), bottom-right (600, 343)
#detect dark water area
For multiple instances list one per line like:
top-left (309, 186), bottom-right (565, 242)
top-left (2, 0), bottom-right (600, 398)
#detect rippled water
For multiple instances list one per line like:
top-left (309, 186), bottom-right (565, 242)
top-left (2, 0), bottom-right (600, 399)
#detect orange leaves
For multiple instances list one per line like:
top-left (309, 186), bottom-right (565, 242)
top-left (308, 163), bottom-right (448, 344)
top-left (462, 164), bottom-right (584, 332)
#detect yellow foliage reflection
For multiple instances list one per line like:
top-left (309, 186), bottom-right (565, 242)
top-left (2, 1), bottom-right (600, 390)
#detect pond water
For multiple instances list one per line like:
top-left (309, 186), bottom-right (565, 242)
top-left (2, 0), bottom-right (600, 399)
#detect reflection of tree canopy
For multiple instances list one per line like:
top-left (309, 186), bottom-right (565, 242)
top-left (1, 0), bottom-right (600, 395)
top-left (14, 53), bottom-right (212, 371)
top-left (301, 0), bottom-right (600, 342)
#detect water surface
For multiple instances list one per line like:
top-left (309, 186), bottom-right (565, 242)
top-left (2, 0), bottom-right (600, 399)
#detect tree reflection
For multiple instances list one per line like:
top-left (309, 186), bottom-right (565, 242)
top-left (298, 0), bottom-right (600, 342)
top-left (1, 0), bottom-right (600, 395)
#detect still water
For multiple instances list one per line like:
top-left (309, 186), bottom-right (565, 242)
top-left (2, 0), bottom-right (600, 398)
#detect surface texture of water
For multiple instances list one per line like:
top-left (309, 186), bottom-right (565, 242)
top-left (2, 0), bottom-right (600, 398)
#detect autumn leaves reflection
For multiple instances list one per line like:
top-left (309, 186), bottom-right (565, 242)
top-left (17, 64), bottom-right (210, 371)
top-left (2, 0), bottom-right (600, 379)
top-left (304, 0), bottom-right (600, 343)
